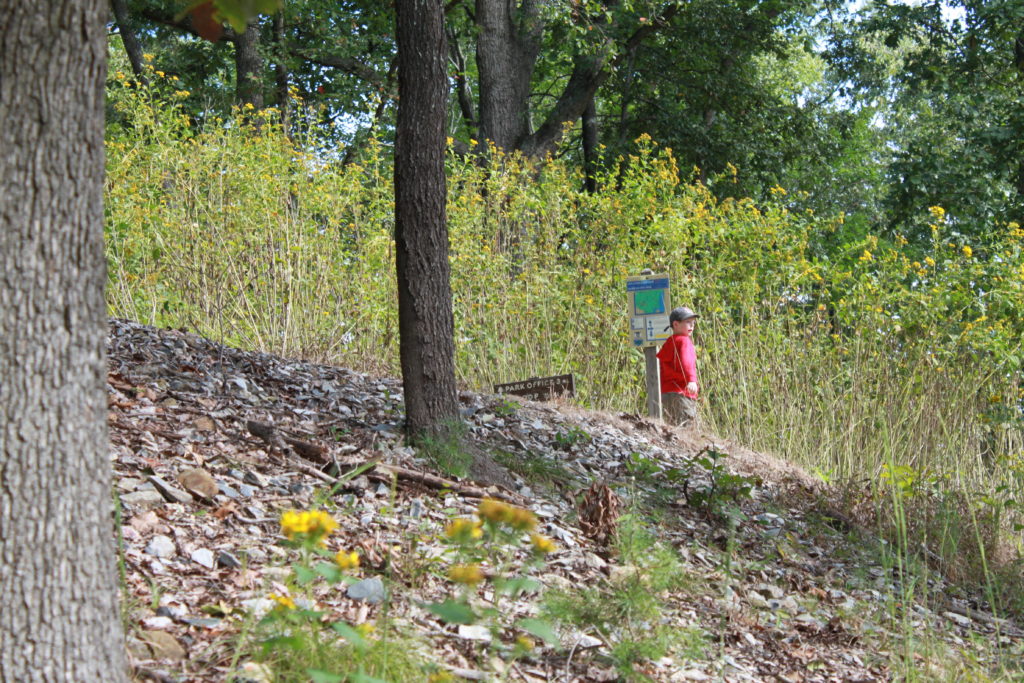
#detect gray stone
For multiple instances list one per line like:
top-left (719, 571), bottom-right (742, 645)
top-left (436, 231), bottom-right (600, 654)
top-left (190, 548), bottom-right (215, 569)
top-left (217, 550), bottom-right (242, 568)
top-left (122, 490), bottom-right (167, 509)
top-left (181, 617), bottom-right (221, 629)
top-left (346, 577), bottom-right (386, 604)
top-left (148, 476), bottom-right (194, 505)
top-left (243, 470), bottom-right (268, 487)
top-left (408, 499), bottom-right (424, 519)
top-left (218, 482), bottom-right (240, 499)
top-left (146, 535), bottom-right (177, 559)
top-left (237, 484), bottom-right (256, 497)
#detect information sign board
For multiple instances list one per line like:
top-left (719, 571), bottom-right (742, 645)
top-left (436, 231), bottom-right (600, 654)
top-left (494, 374), bottom-right (575, 402)
top-left (626, 273), bottom-right (671, 347)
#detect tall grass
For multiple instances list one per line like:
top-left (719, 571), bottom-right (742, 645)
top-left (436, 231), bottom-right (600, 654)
top-left (105, 65), bottom-right (1024, 588)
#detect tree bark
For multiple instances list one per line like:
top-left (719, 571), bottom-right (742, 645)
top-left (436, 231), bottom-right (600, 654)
top-left (0, 1), bottom-right (127, 680)
top-left (235, 20), bottom-right (264, 110)
top-left (111, 0), bottom-right (148, 84)
top-left (394, 0), bottom-right (460, 438)
top-left (273, 11), bottom-right (290, 132)
top-left (582, 96), bottom-right (598, 193)
top-left (475, 0), bottom-right (544, 151)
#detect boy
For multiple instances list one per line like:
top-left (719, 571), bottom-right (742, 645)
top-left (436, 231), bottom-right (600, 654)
top-left (657, 306), bottom-right (699, 428)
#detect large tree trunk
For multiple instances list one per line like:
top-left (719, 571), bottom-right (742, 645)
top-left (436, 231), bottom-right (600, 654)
top-left (235, 20), bottom-right (264, 109)
top-left (394, 0), bottom-right (460, 438)
top-left (273, 11), bottom-right (290, 132)
top-left (0, 1), bottom-right (127, 679)
top-left (475, 0), bottom-right (543, 152)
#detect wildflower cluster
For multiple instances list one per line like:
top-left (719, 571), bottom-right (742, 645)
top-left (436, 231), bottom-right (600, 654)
top-left (280, 509), bottom-right (337, 545)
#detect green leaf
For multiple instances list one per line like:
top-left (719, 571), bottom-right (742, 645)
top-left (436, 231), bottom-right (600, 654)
top-left (330, 622), bottom-right (369, 653)
top-left (293, 564), bottom-right (317, 585)
top-left (423, 599), bottom-right (477, 624)
top-left (307, 670), bottom-right (344, 683)
top-left (495, 576), bottom-right (541, 597)
top-left (349, 673), bottom-right (389, 683)
top-left (315, 561), bottom-right (343, 583)
top-left (516, 618), bottom-right (561, 648)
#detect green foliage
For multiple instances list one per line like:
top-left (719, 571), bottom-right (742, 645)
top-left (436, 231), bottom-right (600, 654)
top-left (104, 76), bottom-right (1024, 589)
top-left (678, 448), bottom-right (756, 518)
top-left (553, 426), bottom-right (591, 450)
top-left (415, 420), bottom-right (473, 478)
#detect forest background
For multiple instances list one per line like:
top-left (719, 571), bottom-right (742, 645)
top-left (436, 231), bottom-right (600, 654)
top-left (106, 0), bottom-right (1024, 608)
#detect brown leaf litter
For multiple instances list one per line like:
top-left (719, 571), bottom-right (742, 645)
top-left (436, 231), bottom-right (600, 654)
top-left (107, 319), bottom-right (1023, 682)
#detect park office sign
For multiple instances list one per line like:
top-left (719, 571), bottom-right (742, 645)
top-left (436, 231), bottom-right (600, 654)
top-left (494, 374), bottom-right (575, 402)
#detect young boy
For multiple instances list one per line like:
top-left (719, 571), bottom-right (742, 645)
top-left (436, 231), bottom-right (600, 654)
top-left (657, 306), bottom-right (700, 428)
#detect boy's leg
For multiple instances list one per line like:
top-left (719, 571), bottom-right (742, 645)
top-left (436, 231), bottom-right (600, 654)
top-left (679, 396), bottom-right (698, 429)
top-left (661, 392), bottom-right (684, 425)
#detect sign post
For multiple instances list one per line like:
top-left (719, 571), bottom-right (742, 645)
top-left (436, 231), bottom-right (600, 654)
top-left (626, 272), bottom-right (671, 419)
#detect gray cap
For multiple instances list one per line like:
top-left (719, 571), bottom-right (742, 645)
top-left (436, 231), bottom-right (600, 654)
top-left (664, 306), bottom-right (699, 331)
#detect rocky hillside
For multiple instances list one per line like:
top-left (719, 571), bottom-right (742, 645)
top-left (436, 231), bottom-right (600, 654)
top-left (109, 319), bottom-right (1022, 682)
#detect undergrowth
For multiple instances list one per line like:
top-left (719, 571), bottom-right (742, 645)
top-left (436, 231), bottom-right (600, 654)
top-left (104, 55), bottom-right (1024, 611)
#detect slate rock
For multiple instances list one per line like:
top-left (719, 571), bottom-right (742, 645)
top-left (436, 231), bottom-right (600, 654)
top-left (149, 476), bottom-right (194, 505)
top-left (217, 550), bottom-right (242, 569)
top-left (218, 482), bottom-right (240, 499)
top-left (146, 535), bottom-right (177, 559)
top-left (346, 577), bottom-right (386, 604)
top-left (243, 471), bottom-right (269, 488)
top-left (122, 490), bottom-right (167, 510)
top-left (178, 468), bottom-right (218, 499)
top-left (190, 548), bottom-right (215, 569)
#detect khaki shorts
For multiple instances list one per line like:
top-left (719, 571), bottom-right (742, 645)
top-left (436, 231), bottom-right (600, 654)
top-left (662, 393), bottom-right (697, 428)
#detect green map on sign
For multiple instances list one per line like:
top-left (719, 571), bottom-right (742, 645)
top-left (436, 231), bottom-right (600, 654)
top-left (634, 290), bottom-right (666, 315)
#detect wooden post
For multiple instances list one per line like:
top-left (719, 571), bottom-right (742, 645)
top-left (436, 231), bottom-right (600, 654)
top-left (644, 346), bottom-right (661, 419)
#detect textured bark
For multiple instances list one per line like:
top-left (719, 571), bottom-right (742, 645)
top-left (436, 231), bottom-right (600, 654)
top-left (0, 1), bottom-right (127, 680)
top-left (111, 0), bottom-right (147, 84)
top-left (273, 12), bottom-right (290, 132)
top-left (235, 20), bottom-right (264, 110)
top-left (394, 0), bottom-right (460, 437)
top-left (475, 0), bottom-right (543, 152)
top-left (582, 96), bottom-right (598, 193)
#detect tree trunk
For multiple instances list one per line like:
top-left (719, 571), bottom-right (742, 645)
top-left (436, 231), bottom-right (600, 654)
top-left (582, 96), bottom-right (598, 193)
top-left (0, 1), bottom-right (127, 680)
top-left (235, 20), bottom-right (263, 109)
top-left (394, 0), bottom-right (460, 438)
top-left (111, 0), bottom-right (148, 84)
top-left (475, 0), bottom-right (543, 151)
top-left (273, 11), bottom-right (290, 132)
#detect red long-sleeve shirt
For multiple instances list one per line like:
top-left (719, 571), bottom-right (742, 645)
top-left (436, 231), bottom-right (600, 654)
top-left (657, 334), bottom-right (699, 398)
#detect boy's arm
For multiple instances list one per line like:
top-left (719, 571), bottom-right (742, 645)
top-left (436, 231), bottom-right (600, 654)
top-left (682, 339), bottom-right (699, 394)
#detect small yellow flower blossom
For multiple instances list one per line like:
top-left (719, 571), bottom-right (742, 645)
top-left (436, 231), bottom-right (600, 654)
top-left (427, 672), bottom-right (455, 683)
top-left (155, 70), bottom-right (165, 78)
top-left (962, 245), bottom-right (973, 258)
top-left (448, 564), bottom-right (485, 585)
top-left (268, 593), bottom-right (296, 610)
top-left (928, 205), bottom-right (946, 220)
top-left (335, 550), bottom-right (360, 570)
top-left (446, 136), bottom-right (453, 146)
top-left (515, 635), bottom-right (536, 651)
top-left (769, 185), bottom-right (787, 196)
top-left (508, 507), bottom-right (538, 532)
top-left (530, 533), bottom-right (557, 554)
top-left (280, 510), bottom-right (338, 540)
top-left (859, 250), bottom-right (873, 262)
top-left (244, 102), bottom-right (255, 110)
top-left (143, 53), bottom-right (154, 61)
top-left (354, 622), bottom-right (375, 637)
top-left (924, 256), bottom-right (936, 267)
top-left (445, 518), bottom-right (483, 543)
top-left (174, 90), bottom-right (190, 98)
top-left (477, 498), bottom-right (513, 524)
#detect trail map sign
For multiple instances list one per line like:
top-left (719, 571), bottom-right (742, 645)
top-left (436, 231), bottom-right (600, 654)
top-left (494, 374), bottom-right (575, 402)
top-left (626, 273), bottom-right (671, 347)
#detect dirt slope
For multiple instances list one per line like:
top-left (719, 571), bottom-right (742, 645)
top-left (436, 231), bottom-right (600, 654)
top-left (108, 319), bottom-right (1021, 682)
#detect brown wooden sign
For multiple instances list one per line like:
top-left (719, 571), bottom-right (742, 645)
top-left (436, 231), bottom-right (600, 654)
top-left (494, 374), bottom-right (575, 402)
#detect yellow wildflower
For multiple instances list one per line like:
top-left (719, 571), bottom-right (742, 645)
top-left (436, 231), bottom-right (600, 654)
top-left (427, 672), bottom-right (455, 683)
top-left (962, 245), bottom-right (973, 258)
top-left (924, 256), bottom-right (936, 267)
top-left (508, 507), bottom-right (538, 532)
top-left (530, 534), bottom-right (557, 554)
top-left (335, 550), bottom-right (360, 570)
top-left (477, 498), bottom-right (513, 524)
top-left (445, 518), bottom-right (483, 543)
top-left (354, 622), bottom-right (375, 637)
top-left (516, 635), bottom-right (536, 651)
top-left (859, 250), bottom-right (873, 262)
top-left (280, 509), bottom-right (337, 540)
top-left (928, 205), bottom-right (946, 220)
top-left (268, 593), bottom-right (296, 610)
top-left (448, 564), bottom-right (485, 585)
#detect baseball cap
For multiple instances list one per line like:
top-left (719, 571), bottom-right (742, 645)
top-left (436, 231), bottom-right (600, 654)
top-left (664, 306), bottom-right (699, 331)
